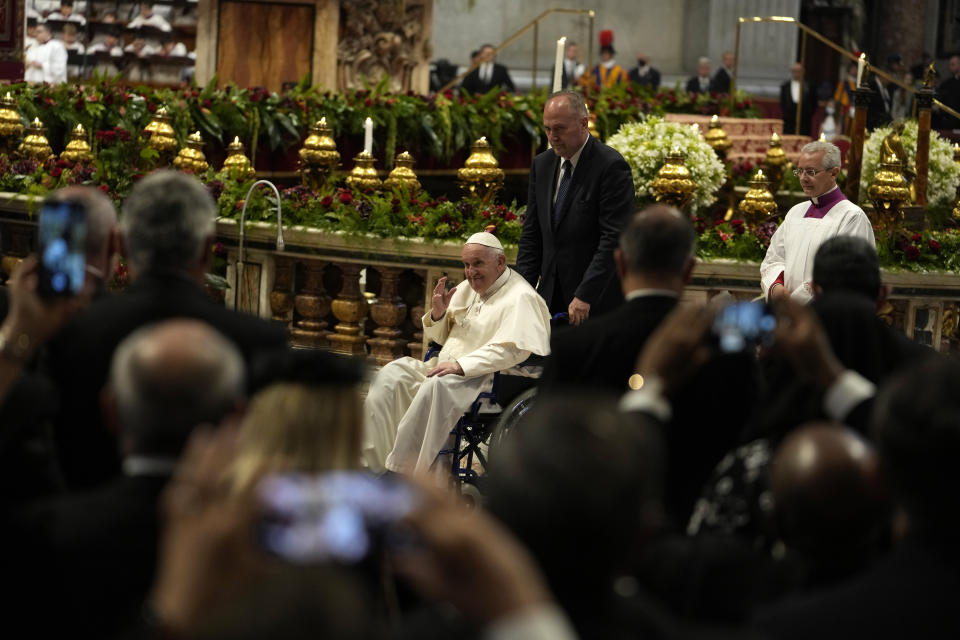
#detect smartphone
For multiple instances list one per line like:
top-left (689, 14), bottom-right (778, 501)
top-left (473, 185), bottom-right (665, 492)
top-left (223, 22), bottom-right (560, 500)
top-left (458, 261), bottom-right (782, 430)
top-left (712, 301), bottom-right (776, 353)
top-left (258, 471), bottom-right (419, 564)
top-left (38, 200), bottom-right (88, 297)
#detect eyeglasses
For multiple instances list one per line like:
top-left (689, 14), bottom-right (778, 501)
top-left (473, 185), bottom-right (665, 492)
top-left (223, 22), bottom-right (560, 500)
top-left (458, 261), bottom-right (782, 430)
top-left (792, 168), bottom-right (828, 178)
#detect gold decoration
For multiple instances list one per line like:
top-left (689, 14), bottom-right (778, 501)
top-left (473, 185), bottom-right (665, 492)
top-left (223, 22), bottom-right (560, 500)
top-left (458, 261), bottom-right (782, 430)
top-left (923, 62), bottom-right (937, 89)
top-left (650, 148), bottom-right (697, 210)
top-left (953, 144), bottom-right (960, 222)
top-left (383, 150), bottom-right (421, 193)
top-left (345, 151), bottom-right (382, 192)
top-left (457, 137), bottom-right (504, 204)
top-left (868, 152), bottom-right (911, 233)
top-left (588, 116), bottom-right (600, 139)
top-left (60, 123), bottom-right (93, 164)
top-left (704, 115), bottom-right (731, 159)
top-left (0, 92), bottom-right (24, 156)
top-left (881, 121), bottom-right (916, 198)
top-left (327, 263), bottom-right (369, 356)
top-left (143, 107), bottom-right (178, 163)
top-left (762, 132), bottom-right (790, 194)
top-left (299, 118), bottom-right (340, 191)
top-left (368, 267), bottom-right (409, 365)
top-left (943, 302), bottom-right (960, 340)
top-left (222, 136), bottom-right (255, 181)
top-left (172, 131), bottom-right (209, 174)
top-left (16, 117), bottom-right (53, 162)
top-left (737, 169), bottom-right (779, 225)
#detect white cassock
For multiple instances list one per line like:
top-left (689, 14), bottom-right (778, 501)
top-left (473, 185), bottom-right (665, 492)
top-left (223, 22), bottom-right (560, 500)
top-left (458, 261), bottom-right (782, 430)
top-left (760, 186), bottom-right (875, 303)
top-left (363, 268), bottom-right (551, 474)
top-left (24, 39), bottom-right (68, 84)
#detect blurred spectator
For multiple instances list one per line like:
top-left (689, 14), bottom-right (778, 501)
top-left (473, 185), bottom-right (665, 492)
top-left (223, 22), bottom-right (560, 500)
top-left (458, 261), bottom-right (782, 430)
top-left (460, 43), bottom-right (515, 94)
top-left (889, 72), bottom-right (915, 120)
top-left (937, 55), bottom-right (960, 129)
top-left (628, 53), bottom-right (661, 91)
top-left (781, 62), bottom-right (816, 135)
top-left (557, 40), bottom-right (585, 90)
top-left (866, 71), bottom-right (892, 131)
top-left (710, 50), bottom-right (735, 94)
top-left (832, 60), bottom-right (858, 135)
top-left (127, 3), bottom-right (172, 31)
top-left (585, 29), bottom-right (628, 89)
top-left (24, 23), bottom-right (67, 84)
top-left (819, 99), bottom-right (839, 140)
top-left (45, 0), bottom-right (86, 25)
top-left (687, 57), bottom-right (711, 94)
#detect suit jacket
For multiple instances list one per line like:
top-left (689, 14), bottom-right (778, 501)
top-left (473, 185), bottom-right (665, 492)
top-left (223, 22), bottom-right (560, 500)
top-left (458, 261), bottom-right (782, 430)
top-left (539, 294), bottom-right (677, 392)
top-left (628, 65), bottom-right (661, 90)
top-left (866, 77), bottom-right (892, 131)
top-left (45, 270), bottom-right (288, 489)
top-left (780, 80), bottom-right (817, 136)
top-left (936, 76), bottom-right (960, 128)
top-left (710, 67), bottom-right (732, 94)
top-left (460, 62), bottom-right (515, 94)
top-left (517, 135), bottom-right (634, 316)
top-left (686, 75), bottom-right (710, 94)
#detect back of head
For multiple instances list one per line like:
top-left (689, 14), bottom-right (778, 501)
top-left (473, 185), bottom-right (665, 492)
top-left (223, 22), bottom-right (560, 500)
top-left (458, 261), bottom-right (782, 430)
top-left (46, 185), bottom-right (117, 264)
top-left (109, 319), bottom-right (245, 457)
top-left (812, 235), bottom-right (881, 301)
top-left (230, 349), bottom-right (365, 492)
top-left (771, 422), bottom-right (888, 567)
top-left (873, 356), bottom-right (960, 538)
top-left (619, 204), bottom-right (695, 278)
top-left (486, 393), bottom-right (663, 601)
top-left (121, 170), bottom-right (215, 274)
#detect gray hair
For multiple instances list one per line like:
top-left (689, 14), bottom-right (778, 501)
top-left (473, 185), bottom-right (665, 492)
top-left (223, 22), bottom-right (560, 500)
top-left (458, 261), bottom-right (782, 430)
top-left (800, 140), bottom-right (842, 170)
top-left (547, 90), bottom-right (589, 118)
top-left (47, 185), bottom-right (117, 261)
top-left (121, 170), bottom-right (216, 272)
top-left (110, 319), bottom-right (245, 457)
top-left (698, 56), bottom-right (711, 66)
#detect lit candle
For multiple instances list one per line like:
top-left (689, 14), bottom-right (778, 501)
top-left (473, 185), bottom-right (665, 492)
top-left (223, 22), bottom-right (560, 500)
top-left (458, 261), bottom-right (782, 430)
top-left (857, 53), bottom-right (866, 86)
top-left (890, 152), bottom-right (898, 163)
top-left (364, 117), bottom-right (373, 154)
top-left (553, 36), bottom-right (567, 92)
top-left (757, 169), bottom-right (764, 179)
top-left (233, 136), bottom-right (240, 145)
top-left (819, 132), bottom-right (826, 141)
top-left (33, 117), bottom-right (40, 126)
top-left (711, 114), bottom-right (719, 124)
top-left (319, 116), bottom-right (326, 127)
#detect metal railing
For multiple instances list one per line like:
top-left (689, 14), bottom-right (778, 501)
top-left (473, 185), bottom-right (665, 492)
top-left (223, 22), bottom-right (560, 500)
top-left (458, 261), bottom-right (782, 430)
top-left (731, 16), bottom-right (960, 134)
top-left (439, 8), bottom-right (595, 94)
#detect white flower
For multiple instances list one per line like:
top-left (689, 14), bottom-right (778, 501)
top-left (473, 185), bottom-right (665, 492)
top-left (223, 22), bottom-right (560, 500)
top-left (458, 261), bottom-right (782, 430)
top-left (607, 116), bottom-right (726, 212)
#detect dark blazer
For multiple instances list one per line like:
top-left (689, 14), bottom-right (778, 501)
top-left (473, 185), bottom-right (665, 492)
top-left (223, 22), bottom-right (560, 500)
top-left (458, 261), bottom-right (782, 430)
top-left (866, 77), bottom-right (893, 131)
top-left (45, 271), bottom-right (288, 489)
top-left (686, 75), bottom-right (710, 94)
top-left (540, 293), bottom-right (677, 392)
top-left (517, 135), bottom-right (634, 316)
top-left (936, 75), bottom-right (960, 128)
top-left (710, 67), bottom-right (732, 94)
top-left (779, 80), bottom-right (817, 136)
top-left (628, 65), bottom-right (661, 91)
top-left (460, 63), bottom-right (515, 94)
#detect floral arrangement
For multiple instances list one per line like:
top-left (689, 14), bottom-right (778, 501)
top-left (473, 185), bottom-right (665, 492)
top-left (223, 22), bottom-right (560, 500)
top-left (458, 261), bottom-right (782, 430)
top-left (859, 120), bottom-right (960, 222)
top-left (607, 115), bottom-right (727, 213)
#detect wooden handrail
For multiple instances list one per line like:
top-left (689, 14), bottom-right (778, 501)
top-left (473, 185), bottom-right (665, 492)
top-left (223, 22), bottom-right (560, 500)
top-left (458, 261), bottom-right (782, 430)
top-left (438, 8), bottom-right (595, 94)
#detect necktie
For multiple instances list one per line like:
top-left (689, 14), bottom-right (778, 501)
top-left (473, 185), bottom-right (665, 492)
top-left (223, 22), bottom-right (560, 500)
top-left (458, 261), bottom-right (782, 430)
top-left (553, 160), bottom-right (573, 225)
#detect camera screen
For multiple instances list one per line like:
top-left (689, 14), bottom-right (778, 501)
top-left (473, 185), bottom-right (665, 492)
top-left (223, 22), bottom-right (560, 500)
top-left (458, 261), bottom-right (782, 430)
top-left (38, 201), bottom-right (87, 297)
top-left (713, 301), bottom-right (776, 353)
top-left (258, 472), bottom-right (418, 564)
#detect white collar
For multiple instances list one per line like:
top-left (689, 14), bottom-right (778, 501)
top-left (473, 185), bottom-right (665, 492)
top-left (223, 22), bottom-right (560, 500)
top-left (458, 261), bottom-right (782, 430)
top-left (123, 455), bottom-right (178, 477)
top-left (561, 135), bottom-right (590, 169)
top-left (480, 268), bottom-right (510, 301)
top-left (625, 289), bottom-right (680, 301)
top-left (603, 59), bottom-right (617, 70)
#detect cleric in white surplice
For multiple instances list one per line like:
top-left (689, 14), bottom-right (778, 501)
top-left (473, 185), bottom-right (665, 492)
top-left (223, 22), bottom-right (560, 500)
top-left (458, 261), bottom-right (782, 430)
top-left (363, 232), bottom-right (551, 475)
top-left (760, 141), bottom-right (875, 303)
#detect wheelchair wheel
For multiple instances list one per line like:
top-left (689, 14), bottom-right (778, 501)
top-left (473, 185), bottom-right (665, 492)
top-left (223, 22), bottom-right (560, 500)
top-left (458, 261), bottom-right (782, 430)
top-left (487, 387), bottom-right (538, 457)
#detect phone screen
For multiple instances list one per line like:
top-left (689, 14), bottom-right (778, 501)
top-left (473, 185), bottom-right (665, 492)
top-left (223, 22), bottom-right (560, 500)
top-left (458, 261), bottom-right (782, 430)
top-left (258, 472), bottom-right (419, 564)
top-left (712, 301), bottom-right (776, 353)
top-left (38, 201), bottom-right (88, 297)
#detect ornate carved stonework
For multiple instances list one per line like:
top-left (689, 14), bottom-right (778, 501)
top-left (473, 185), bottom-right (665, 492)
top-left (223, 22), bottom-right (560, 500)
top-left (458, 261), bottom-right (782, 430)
top-left (337, 0), bottom-right (431, 92)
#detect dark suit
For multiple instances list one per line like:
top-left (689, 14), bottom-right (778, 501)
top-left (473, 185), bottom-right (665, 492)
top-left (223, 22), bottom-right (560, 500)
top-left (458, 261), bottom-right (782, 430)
top-left (710, 67), bottom-right (733, 94)
top-left (540, 293), bottom-right (677, 392)
top-left (628, 65), bottom-right (661, 91)
top-left (866, 77), bottom-right (892, 131)
top-left (936, 75), bottom-right (960, 128)
top-left (780, 80), bottom-right (817, 136)
top-left (517, 135), bottom-right (634, 316)
top-left (460, 63), bottom-right (515, 94)
top-left (45, 271), bottom-right (288, 488)
top-left (687, 75), bottom-right (711, 94)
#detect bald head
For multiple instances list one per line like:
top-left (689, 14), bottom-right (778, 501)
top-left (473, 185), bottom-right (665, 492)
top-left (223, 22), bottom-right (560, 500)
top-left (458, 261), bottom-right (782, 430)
top-left (109, 319), bottom-right (245, 457)
top-left (771, 423), bottom-right (888, 557)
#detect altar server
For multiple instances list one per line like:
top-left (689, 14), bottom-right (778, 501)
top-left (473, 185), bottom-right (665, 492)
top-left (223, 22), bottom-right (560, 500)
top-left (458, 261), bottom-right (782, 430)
top-left (24, 24), bottom-right (68, 84)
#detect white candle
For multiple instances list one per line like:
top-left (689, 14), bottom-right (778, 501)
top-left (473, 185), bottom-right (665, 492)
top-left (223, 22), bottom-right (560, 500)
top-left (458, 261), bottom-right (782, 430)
top-left (857, 53), bottom-right (866, 86)
top-left (553, 36), bottom-right (567, 92)
top-left (364, 117), bottom-right (373, 154)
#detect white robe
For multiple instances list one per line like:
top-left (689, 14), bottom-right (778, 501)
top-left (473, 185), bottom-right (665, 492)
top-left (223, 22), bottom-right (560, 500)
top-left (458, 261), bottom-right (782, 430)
top-left (363, 268), bottom-right (551, 474)
top-left (24, 39), bottom-right (68, 84)
top-left (760, 187), bottom-right (875, 303)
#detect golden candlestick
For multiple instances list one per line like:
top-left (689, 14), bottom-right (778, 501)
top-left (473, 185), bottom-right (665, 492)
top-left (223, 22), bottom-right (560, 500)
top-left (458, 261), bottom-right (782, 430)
top-left (173, 131), bottom-right (209, 174)
top-left (299, 117), bottom-right (340, 191)
top-left (457, 137), bottom-right (505, 204)
top-left (17, 117), bottom-right (53, 162)
top-left (703, 115), bottom-right (732, 160)
top-left (737, 169), bottom-right (778, 225)
top-left (650, 148), bottom-right (697, 210)
top-left (60, 123), bottom-right (94, 164)
top-left (383, 151), bottom-right (421, 194)
top-left (222, 136), bottom-right (255, 181)
top-left (0, 92), bottom-right (24, 156)
top-left (345, 150), bottom-right (382, 191)
top-left (762, 132), bottom-right (791, 194)
top-left (143, 106), bottom-right (178, 163)
top-left (868, 152), bottom-right (911, 233)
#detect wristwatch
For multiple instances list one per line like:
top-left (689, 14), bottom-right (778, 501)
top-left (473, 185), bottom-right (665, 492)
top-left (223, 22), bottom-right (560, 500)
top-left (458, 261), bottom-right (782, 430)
top-left (0, 329), bottom-right (31, 364)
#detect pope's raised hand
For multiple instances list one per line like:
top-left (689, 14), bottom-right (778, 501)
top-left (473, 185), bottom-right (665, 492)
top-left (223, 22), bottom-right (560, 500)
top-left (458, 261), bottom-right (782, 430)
top-left (431, 276), bottom-right (457, 321)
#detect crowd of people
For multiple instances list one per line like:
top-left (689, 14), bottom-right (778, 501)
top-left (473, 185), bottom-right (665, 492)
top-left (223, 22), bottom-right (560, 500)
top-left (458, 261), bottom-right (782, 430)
top-left (1, 86), bottom-right (958, 639)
